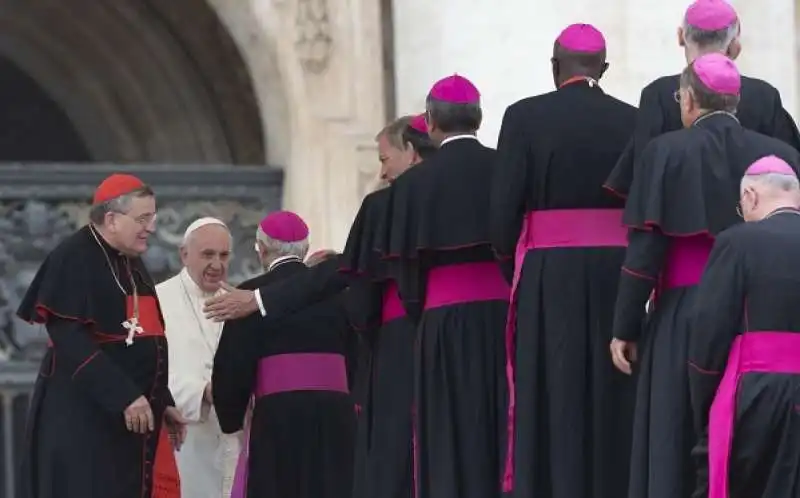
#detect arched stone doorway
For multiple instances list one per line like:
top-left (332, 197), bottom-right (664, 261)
top-left (0, 0), bottom-right (284, 369)
top-left (0, 0), bottom-right (265, 164)
top-left (0, 56), bottom-right (90, 162)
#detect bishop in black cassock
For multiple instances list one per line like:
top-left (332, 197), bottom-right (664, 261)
top-left (689, 156), bottom-right (800, 498)
top-left (376, 74), bottom-right (509, 498)
top-left (610, 54), bottom-right (800, 498)
top-left (214, 211), bottom-right (356, 498)
top-left (491, 23), bottom-right (636, 498)
top-left (605, 0), bottom-right (800, 198)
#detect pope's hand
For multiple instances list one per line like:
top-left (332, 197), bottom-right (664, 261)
top-left (164, 406), bottom-right (188, 451)
top-left (203, 282), bottom-right (258, 321)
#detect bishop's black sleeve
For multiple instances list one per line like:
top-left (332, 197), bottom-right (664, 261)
top-left (606, 84), bottom-right (666, 197)
top-left (344, 276), bottom-right (383, 333)
top-left (490, 104), bottom-right (528, 281)
top-left (212, 316), bottom-right (260, 434)
top-left (687, 233), bottom-right (745, 434)
top-left (390, 259), bottom-right (426, 325)
top-left (769, 90), bottom-right (800, 151)
top-left (256, 257), bottom-right (351, 318)
top-left (633, 84), bottom-right (666, 153)
top-left (612, 228), bottom-right (670, 341)
top-left (333, 291), bottom-right (364, 393)
top-left (47, 318), bottom-right (142, 415)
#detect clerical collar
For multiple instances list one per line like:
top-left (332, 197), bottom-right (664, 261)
top-left (179, 267), bottom-right (218, 298)
top-left (88, 224), bottom-right (127, 259)
top-left (440, 134), bottom-right (478, 147)
top-left (559, 75), bottom-right (599, 89)
top-left (765, 207), bottom-right (800, 219)
top-left (268, 255), bottom-right (302, 273)
top-left (692, 110), bottom-right (739, 127)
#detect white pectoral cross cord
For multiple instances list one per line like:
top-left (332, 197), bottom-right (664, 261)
top-left (123, 317), bottom-right (144, 346)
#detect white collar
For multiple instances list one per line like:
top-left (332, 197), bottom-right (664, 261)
top-left (268, 255), bottom-right (302, 273)
top-left (440, 134), bottom-right (478, 146)
top-left (179, 268), bottom-right (219, 298)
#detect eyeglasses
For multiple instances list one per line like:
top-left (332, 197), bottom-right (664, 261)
top-left (736, 201), bottom-right (743, 218)
top-left (117, 212), bottom-right (157, 226)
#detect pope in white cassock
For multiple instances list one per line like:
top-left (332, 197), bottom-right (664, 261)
top-left (157, 217), bottom-right (240, 498)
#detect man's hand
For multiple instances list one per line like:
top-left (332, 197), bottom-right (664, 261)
top-left (203, 282), bottom-right (258, 322)
top-left (164, 406), bottom-right (188, 451)
top-left (610, 338), bottom-right (637, 375)
top-left (124, 395), bottom-right (154, 434)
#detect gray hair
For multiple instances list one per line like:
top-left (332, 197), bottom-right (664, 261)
top-left (256, 228), bottom-right (309, 260)
top-left (88, 185), bottom-right (155, 225)
top-left (375, 116), bottom-right (413, 150)
top-left (742, 172), bottom-right (800, 193)
top-left (682, 20), bottom-right (740, 53)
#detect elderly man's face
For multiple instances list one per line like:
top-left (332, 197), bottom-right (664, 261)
top-left (107, 195), bottom-right (157, 256)
top-left (180, 224), bottom-right (231, 293)
top-left (378, 134), bottom-right (413, 182)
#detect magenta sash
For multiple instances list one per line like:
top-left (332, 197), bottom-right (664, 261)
top-left (413, 261), bottom-right (509, 496)
top-left (382, 280), bottom-right (407, 323)
top-left (230, 353), bottom-right (350, 498)
top-left (708, 332), bottom-right (800, 498)
top-left (501, 209), bottom-right (627, 491)
top-left (423, 261), bottom-right (509, 310)
top-left (661, 236), bottom-right (714, 290)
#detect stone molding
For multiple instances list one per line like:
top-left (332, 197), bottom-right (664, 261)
top-left (210, 0), bottom-right (387, 250)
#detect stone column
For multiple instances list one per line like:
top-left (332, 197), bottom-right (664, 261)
top-left (209, 0), bottom-right (386, 251)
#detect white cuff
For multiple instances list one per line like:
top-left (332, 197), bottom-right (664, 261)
top-left (254, 289), bottom-right (267, 317)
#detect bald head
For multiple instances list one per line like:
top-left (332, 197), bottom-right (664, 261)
top-left (740, 159), bottom-right (800, 222)
top-left (180, 222), bottom-right (232, 293)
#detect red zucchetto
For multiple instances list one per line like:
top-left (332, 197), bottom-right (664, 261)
top-left (93, 174), bottom-right (146, 205)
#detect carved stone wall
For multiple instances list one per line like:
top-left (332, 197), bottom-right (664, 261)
top-left (208, 0), bottom-right (388, 251)
top-left (0, 164), bottom-right (282, 361)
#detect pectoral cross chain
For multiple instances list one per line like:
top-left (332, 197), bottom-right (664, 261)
top-left (123, 317), bottom-right (144, 346)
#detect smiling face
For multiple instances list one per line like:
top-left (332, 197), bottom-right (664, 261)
top-left (104, 194), bottom-right (157, 255)
top-left (180, 224), bottom-right (232, 293)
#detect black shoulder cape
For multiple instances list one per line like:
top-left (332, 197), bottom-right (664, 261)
top-left (17, 225), bottom-right (159, 334)
top-left (375, 138), bottom-right (497, 259)
top-left (338, 187), bottom-right (391, 280)
top-left (623, 114), bottom-right (800, 236)
top-left (605, 75), bottom-right (677, 198)
top-left (606, 74), bottom-right (800, 198)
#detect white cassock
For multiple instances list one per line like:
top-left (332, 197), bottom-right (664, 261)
top-left (157, 268), bottom-right (241, 498)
